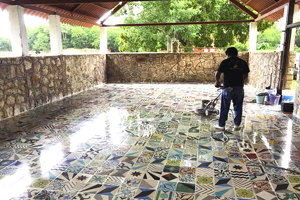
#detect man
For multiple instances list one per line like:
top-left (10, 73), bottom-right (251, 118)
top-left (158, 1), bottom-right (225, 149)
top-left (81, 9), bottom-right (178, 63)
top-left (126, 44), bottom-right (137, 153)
top-left (215, 47), bottom-right (250, 131)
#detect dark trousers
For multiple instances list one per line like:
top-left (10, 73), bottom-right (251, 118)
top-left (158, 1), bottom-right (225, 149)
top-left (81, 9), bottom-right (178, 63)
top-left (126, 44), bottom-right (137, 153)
top-left (219, 87), bottom-right (244, 127)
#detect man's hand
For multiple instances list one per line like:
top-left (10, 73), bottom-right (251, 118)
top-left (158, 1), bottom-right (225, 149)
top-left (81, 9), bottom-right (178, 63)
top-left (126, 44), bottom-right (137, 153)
top-left (215, 71), bottom-right (222, 88)
top-left (215, 81), bottom-right (221, 88)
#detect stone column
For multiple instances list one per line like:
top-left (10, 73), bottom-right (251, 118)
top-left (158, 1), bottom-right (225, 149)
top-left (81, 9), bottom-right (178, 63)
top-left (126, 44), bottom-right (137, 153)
top-left (7, 5), bottom-right (29, 57)
top-left (49, 15), bottom-right (63, 55)
top-left (249, 22), bottom-right (257, 52)
top-left (100, 27), bottom-right (107, 53)
top-left (290, 4), bottom-right (299, 51)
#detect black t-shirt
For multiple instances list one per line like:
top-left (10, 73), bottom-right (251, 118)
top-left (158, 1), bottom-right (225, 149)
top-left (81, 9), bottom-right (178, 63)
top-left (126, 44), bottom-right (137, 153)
top-left (218, 56), bottom-right (250, 88)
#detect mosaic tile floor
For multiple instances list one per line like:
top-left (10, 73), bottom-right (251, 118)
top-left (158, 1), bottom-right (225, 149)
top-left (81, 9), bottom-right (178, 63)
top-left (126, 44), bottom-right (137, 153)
top-left (0, 84), bottom-right (299, 200)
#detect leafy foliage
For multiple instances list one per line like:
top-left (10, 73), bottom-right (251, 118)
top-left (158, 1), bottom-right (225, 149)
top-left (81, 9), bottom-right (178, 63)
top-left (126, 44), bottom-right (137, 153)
top-left (26, 23), bottom-right (120, 52)
top-left (117, 0), bottom-right (273, 52)
top-left (0, 37), bottom-right (12, 51)
top-left (257, 25), bottom-right (281, 51)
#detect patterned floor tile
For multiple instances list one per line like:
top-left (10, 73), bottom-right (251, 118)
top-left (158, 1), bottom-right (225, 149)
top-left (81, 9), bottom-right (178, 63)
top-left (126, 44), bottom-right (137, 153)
top-left (233, 178), bottom-right (253, 190)
top-left (255, 190), bottom-right (277, 200)
top-left (276, 192), bottom-right (299, 200)
top-left (197, 176), bottom-right (213, 185)
top-left (126, 170), bottom-right (145, 179)
top-left (79, 183), bottom-right (103, 194)
top-left (104, 176), bottom-right (125, 186)
top-left (73, 173), bottom-right (93, 183)
top-left (72, 193), bottom-right (95, 200)
top-left (252, 181), bottom-right (273, 191)
top-left (163, 165), bottom-right (180, 173)
top-left (214, 186), bottom-right (235, 198)
top-left (176, 183), bottom-right (195, 193)
top-left (114, 187), bottom-right (138, 199)
top-left (196, 184), bottom-right (215, 196)
top-left (174, 192), bottom-right (195, 200)
top-left (30, 178), bottom-right (51, 189)
top-left (134, 188), bottom-right (156, 199)
top-left (139, 179), bottom-right (158, 189)
top-left (197, 161), bottom-right (213, 169)
top-left (157, 181), bottom-right (177, 191)
top-left (97, 185), bottom-right (119, 196)
top-left (2, 84), bottom-right (300, 199)
top-left (235, 188), bottom-right (256, 199)
top-left (34, 190), bottom-right (76, 200)
top-left (154, 190), bottom-right (175, 200)
top-left (195, 194), bottom-right (215, 200)
top-left (110, 169), bottom-right (130, 177)
top-left (160, 173), bottom-right (179, 182)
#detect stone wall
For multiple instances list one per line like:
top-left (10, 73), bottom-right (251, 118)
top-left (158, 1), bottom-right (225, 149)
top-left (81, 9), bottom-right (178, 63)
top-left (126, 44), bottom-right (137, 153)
top-left (107, 53), bottom-right (249, 83)
top-left (294, 57), bottom-right (300, 117)
top-left (0, 54), bottom-right (106, 120)
top-left (248, 52), bottom-right (295, 90)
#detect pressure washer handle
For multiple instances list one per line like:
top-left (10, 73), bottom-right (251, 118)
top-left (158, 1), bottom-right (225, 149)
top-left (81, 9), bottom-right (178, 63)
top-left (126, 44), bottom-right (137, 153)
top-left (217, 86), bottom-right (224, 91)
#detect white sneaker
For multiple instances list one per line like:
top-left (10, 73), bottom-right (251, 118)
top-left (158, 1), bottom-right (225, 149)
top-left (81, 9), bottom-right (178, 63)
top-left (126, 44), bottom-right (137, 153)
top-left (232, 125), bottom-right (241, 131)
top-left (214, 125), bottom-right (225, 131)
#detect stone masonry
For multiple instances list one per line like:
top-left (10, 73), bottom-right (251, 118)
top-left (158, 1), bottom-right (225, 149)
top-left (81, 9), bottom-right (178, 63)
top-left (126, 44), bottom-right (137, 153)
top-left (0, 54), bottom-right (106, 120)
top-left (248, 52), bottom-right (295, 90)
top-left (107, 53), bottom-right (249, 83)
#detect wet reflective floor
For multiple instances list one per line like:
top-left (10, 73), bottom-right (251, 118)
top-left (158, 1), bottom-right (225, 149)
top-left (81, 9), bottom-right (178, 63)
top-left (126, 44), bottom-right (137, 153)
top-left (0, 84), bottom-right (299, 200)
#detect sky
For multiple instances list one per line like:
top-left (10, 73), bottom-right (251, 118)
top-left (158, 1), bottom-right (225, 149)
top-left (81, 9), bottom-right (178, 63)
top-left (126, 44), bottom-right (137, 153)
top-left (0, 9), bottom-right (123, 38)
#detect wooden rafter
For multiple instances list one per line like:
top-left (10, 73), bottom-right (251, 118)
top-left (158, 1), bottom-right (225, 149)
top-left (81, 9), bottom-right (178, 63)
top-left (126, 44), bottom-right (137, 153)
top-left (70, 4), bottom-right (81, 12)
top-left (245, 0), bottom-right (253, 5)
top-left (259, 0), bottom-right (291, 14)
top-left (255, 3), bottom-right (286, 22)
top-left (45, 5), bottom-right (99, 21)
top-left (100, 2), bottom-right (127, 24)
top-left (228, 0), bottom-right (258, 19)
top-left (103, 20), bottom-right (254, 27)
top-left (92, 3), bottom-right (109, 11)
top-left (0, 0), bottom-right (15, 5)
top-left (23, 5), bottom-right (101, 26)
top-left (11, 0), bottom-right (170, 5)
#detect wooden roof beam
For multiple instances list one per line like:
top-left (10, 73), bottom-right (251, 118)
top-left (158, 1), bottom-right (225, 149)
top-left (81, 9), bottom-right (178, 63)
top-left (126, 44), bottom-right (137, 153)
top-left (255, 3), bottom-right (286, 21)
top-left (0, 0), bottom-right (15, 5)
top-left (100, 2), bottom-right (127, 24)
top-left (23, 5), bottom-right (101, 26)
top-left (245, 0), bottom-right (253, 5)
top-left (92, 3), bottom-right (109, 11)
top-left (13, 0), bottom-right (170, 5)
top-left (228, 0), bottom-right (258, 19)
top-left (259, 0), bottom-right (291, 14)
top-left (70, 4), bottom-right (81, 12)
top-left (103, 20), bottom-right (254, 27)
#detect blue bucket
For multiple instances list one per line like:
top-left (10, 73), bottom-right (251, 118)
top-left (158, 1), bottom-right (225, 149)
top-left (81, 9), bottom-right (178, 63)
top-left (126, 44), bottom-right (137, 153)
top-left (255, 92), bottom-right (267, 104)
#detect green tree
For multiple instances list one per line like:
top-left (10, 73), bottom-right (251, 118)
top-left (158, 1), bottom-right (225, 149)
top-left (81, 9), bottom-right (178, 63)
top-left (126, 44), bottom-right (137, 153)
top-left (117, 0), bottom-right (272, 52)
top-left (0, 37), bottom-right (12, 51)
top-left (257, 25), bottom-right (281, 50)
top-left (296, 27), bottom-right (300, 49)
top-left (27, 24), bottom-right (50, 51)
top-left (107, 28), bottom-right (121, 52)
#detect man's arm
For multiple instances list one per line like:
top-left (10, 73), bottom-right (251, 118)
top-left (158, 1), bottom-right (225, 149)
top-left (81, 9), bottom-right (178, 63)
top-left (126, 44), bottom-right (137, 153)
top-left (215, 71), bottom-right (222, 87)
